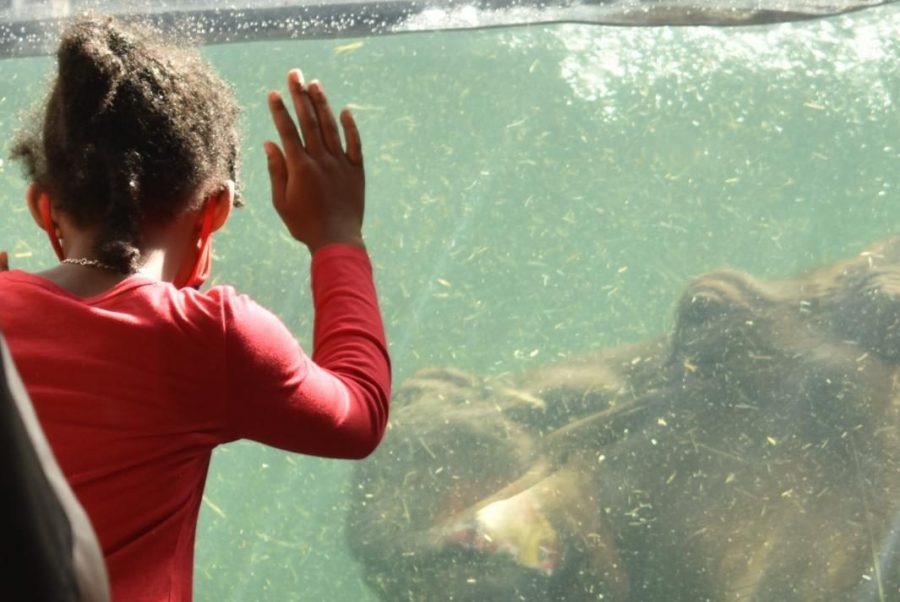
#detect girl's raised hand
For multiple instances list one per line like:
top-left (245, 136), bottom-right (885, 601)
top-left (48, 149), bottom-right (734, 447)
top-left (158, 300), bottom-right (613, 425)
top-left (265, 69), bottom-right (365, 253)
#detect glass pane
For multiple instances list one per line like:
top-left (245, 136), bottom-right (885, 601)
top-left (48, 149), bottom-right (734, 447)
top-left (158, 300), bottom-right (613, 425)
top-left (0, 2), bottom-right (898, 600)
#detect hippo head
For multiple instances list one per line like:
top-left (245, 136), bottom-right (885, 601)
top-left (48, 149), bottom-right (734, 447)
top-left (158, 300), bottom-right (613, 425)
top-left (347, 237), bottom-right (900, 601)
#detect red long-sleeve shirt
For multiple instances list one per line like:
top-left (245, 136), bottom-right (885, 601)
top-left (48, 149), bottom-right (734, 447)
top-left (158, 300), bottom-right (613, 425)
top-left (0, 244), bottom-right (391, 602)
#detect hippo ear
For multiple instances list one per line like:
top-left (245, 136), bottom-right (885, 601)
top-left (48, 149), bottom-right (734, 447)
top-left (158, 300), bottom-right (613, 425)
top-left (503, 360), bottom-right (623, 433)
top-left (390, 367), bottom-right (483, 409)
top-left (493, 386), bottom-right (549, 425)
top-left (500, 338), bottom-right (668, 433)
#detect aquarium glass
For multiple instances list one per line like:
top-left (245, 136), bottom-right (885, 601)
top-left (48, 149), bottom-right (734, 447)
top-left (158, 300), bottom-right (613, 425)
top-left (0, 2), bottom-right (899, 600)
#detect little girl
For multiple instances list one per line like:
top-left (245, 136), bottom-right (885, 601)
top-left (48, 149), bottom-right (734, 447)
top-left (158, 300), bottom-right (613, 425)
top-left (0, 15), bottom-right (390, 602)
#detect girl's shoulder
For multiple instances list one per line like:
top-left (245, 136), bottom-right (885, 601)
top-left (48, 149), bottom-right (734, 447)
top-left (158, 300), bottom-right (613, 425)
top-left (193, 284), bottom-right (289, 338)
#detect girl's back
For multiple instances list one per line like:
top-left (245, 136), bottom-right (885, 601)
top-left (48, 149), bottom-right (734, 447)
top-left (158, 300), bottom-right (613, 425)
top-left (0, 14), bottom-right (389, 602)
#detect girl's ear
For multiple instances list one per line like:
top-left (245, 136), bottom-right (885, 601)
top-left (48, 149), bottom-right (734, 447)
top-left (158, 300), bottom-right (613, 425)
top-left (25, 183), bottom-right (48, 230)
top-left (26, 183), bottom-right (65, 261)
top-left (208, 180), bottom-right (234, 233)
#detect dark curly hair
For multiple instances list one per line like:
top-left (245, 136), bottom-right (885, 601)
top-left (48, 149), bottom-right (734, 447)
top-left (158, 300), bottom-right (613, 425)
top-left (11, 15), bottom-right (242, 273)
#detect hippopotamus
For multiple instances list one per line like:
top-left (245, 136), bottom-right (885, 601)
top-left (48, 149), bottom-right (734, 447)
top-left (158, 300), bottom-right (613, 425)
top-left (347, 237), bottom-right (900, 601)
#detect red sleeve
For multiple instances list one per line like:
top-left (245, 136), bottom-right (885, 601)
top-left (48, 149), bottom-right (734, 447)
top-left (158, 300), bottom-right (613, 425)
top-left (221, 244), bottom-right (391, 459)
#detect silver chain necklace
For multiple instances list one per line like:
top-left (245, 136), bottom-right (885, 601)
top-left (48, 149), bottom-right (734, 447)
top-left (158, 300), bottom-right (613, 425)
top-left (60, 258), bottom-right (121, 272)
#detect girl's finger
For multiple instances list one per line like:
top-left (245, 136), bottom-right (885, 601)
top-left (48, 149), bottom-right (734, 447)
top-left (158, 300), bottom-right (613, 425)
top-left (340, 109), bottom-right (363, 166)
top-left (263, 141), bottom-right (288, 211)
top-left (267, 91), bottom-right (303, 161)
top-left (287, 70), bottom-right (324, 155)
top-left (308, 81), bottom-right (343, 156)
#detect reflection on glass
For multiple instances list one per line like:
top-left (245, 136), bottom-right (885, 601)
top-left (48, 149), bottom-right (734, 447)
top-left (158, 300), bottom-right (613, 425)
top-left (0, 3), bottom-right (898, 600)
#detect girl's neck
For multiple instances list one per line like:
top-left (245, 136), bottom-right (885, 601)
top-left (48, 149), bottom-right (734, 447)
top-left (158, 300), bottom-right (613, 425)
top-left (37, 264), bottom-right (137, 298)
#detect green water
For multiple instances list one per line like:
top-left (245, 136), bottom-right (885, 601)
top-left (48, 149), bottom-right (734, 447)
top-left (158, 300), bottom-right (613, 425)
top-left (1, 5), bottom-right (900, 600)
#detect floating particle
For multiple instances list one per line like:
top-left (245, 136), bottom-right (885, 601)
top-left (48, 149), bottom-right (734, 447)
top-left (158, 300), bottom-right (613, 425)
top-left (333, 41), bottom-right (363, 53)
top-left (202, 495), bottom-right (227, 520)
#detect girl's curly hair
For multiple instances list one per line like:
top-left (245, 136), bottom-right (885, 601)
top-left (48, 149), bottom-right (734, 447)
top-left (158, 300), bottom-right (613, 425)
top-left (11, 15), bottom-right (242, 273)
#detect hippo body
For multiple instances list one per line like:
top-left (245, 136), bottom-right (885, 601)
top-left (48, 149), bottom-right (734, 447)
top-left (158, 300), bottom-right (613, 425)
top-left (348, 237), bottom-right (900, 601)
